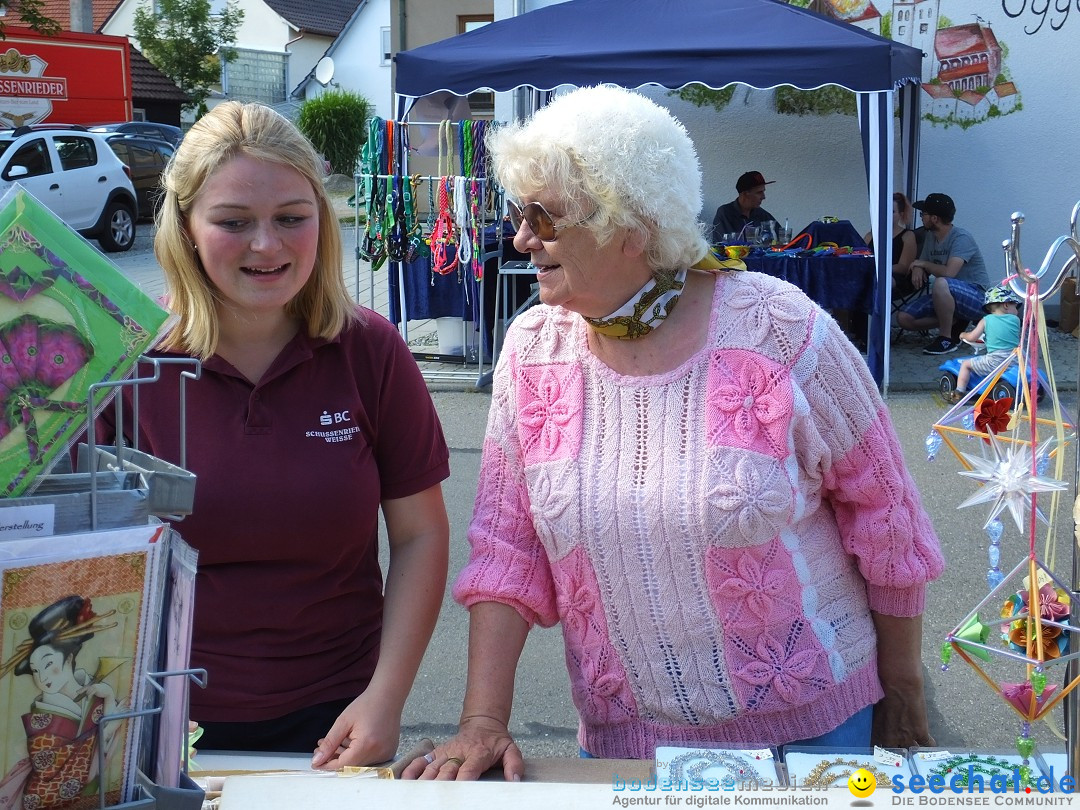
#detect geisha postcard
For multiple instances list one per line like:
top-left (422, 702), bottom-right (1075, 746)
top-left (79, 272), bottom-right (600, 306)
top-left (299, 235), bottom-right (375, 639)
top-left (0, 523), bottom-right (168, 809)
top-left (0, 187), bottom-right (171, 498)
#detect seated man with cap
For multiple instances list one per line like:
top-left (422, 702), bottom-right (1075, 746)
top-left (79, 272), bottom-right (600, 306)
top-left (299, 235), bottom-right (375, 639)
top-left (896, 192), bottom-right (991, 355)
top-left (710, 171), bottom-right (778, 243)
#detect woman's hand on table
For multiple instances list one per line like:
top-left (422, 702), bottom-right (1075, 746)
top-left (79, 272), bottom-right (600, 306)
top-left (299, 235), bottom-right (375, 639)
top-left (400, 714), bottom-right (524, 781)
top-left (310, 691), bottom-right (401, 770)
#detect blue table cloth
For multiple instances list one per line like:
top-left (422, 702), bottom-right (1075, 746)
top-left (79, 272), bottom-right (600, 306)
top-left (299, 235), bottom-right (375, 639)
top-left (386, 250), bottom-right (481, 324)
top-left (743, 252), bottom-right (877, 314)
top-left (795, 220), bottom-right (867, 249)
top-left (386, 222), bottom-right (518, 325)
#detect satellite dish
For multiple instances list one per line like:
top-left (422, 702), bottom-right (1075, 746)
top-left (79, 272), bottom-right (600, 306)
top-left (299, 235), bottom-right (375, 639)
top-left (314, 57), bottom-right (335, 86)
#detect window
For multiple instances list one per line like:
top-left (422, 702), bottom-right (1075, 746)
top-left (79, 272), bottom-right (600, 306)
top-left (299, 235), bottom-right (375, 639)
top-left (458, 15), bottom-right (491, 33)
top-left (381, 26), bottom-right (391, 66)
top-left (5, 139), bottom-right (51, 178)
top-left (130, 144), bottom-right (160, 171)
top-left (221, 48), bottom-right (287, 104)
top-left (108, 142), bottom-right (130, 165)
top-left (53, 136), bottom-right (97, 171)
top-left (458, 15), bottom-right (494, 115)
top-left (133, 108), bottom-right (147, 122)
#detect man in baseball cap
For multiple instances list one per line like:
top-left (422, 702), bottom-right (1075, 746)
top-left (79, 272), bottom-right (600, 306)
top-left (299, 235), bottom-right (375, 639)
top-left (897, 192), bottom-right (990, 355)
top-left (911, 192), bottom-right (955, 221)
top-left (710, 171), bottom-right (779, 244)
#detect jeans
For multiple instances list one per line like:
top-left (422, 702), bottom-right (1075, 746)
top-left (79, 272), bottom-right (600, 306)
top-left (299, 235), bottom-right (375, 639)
top-left (785, 704), bottom-right (874, 748)
top-left (578, 704), bottom-right (873, 758)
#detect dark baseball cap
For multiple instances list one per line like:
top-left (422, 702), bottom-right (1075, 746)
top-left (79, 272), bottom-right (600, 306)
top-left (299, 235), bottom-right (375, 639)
top-left (913, 193), bottom-right (956, 220)
top-left (736, 171), bottom-right (776, 193)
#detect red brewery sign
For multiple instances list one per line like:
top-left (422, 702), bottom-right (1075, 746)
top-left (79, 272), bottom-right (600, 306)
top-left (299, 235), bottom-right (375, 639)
top-left (0, 28), bottom-right (132, 127)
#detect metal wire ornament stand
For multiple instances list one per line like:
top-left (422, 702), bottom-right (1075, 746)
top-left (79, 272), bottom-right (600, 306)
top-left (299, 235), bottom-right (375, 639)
top-left (934, 202), bottom-right (1080, 780)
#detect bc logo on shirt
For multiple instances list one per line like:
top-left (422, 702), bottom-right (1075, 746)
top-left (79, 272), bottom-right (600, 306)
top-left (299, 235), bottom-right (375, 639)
top-left (320, 410), bottom-right (352, 425)
top-left (305, 408), bottom-right (359, 442)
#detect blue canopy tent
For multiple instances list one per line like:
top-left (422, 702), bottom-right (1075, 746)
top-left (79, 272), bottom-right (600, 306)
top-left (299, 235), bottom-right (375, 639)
top-left (394, 0), bottom-right (925, 388)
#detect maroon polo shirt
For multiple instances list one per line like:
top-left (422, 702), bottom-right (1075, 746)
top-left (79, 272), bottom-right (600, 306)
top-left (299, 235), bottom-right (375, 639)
top-left (100, 309), bottom-right (449, 722)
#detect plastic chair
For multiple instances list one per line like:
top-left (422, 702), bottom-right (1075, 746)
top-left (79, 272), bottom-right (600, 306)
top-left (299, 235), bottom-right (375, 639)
top-left (891, 225), bottom-right (930, 341)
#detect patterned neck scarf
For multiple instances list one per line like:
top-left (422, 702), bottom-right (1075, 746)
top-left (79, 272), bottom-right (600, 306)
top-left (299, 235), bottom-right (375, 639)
top-left (584, 268), bottom-right (688, 340)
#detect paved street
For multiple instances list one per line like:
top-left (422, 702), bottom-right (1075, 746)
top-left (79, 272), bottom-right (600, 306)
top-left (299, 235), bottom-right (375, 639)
top-left (111, 222), bottom-right (1078, 762)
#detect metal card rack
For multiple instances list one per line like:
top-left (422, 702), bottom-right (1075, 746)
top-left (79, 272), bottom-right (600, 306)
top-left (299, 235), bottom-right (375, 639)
top-left (92, 668), bottom-right (209, 810)
top-left (2, 356), bottom-right (208, 808)
top-left (84, 357), bottom-right (202, 529)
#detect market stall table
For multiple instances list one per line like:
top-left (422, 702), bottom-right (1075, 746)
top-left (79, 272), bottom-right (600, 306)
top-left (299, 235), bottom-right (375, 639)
top-left (795, 219), bottom-right (867, 249)
top-left (742, 251), bottom-right (878, 315)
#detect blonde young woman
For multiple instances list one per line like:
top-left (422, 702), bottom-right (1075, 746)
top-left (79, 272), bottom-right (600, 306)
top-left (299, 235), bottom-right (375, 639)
top-left (98, 102), bottom-right (450, 766)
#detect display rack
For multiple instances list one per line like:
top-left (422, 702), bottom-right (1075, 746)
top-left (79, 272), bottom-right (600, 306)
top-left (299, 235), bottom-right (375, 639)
top-left (93, 668), bottom-right (208, 810)
top-left (85, 357), bottom-right (202, 529)
top-left (354, 172), bottom-right (500, 387)
top-left (1, 356), bottom-right (207, 809)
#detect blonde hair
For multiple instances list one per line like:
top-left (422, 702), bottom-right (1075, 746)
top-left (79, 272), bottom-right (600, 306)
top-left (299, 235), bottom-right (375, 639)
top-left (155, 101), bottom-right (357, 358)
top-left (488, 86), bottom-right (709, 274)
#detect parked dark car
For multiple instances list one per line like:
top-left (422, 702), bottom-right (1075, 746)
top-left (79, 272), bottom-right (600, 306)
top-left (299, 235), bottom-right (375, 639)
top-left (105, 135), bottom-right (174, 218)
top-left (90, 121), bottom-right (183, 147)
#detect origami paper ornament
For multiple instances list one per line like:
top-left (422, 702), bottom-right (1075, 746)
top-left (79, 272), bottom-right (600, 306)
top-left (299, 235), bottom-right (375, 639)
top-left (1000, 681), bottom-right (1057, 715)
top-left (952, 614), bottom-right (992, 661)
top-left (934, 203), bottom-right (1080, 762)
top-left (974, 396), bottom-right (1012, 438)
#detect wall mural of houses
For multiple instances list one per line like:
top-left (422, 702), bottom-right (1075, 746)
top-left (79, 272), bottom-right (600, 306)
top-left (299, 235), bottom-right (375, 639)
top-left (517, 0), bottom-right (1077, 294)
top-left (797, 0), bottom-right (1021, 128)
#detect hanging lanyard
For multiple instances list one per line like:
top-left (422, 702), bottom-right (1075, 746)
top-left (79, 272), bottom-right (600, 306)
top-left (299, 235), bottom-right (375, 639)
top-left (431, 176), bottom-right (459, 276)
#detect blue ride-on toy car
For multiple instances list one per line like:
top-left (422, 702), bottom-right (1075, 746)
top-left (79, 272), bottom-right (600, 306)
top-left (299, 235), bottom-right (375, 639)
top-left (937, 346), bottom-right (1050, 403)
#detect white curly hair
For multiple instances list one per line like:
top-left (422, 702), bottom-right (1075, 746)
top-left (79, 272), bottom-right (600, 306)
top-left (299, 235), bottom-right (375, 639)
top-left (488, 85), bottom-right (709, 274)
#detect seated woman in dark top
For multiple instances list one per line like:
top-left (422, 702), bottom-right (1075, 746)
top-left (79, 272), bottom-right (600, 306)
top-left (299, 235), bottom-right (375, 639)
top-left (864, 192), bottom-right (918, 295)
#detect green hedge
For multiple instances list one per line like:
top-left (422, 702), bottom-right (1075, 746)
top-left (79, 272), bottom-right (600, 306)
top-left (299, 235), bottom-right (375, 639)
top-left (297, 89), bottom-right (372, 176)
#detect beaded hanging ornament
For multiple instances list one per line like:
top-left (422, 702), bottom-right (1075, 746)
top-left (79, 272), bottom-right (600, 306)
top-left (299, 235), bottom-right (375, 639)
top-left (933, 206), bottom-right (1080, 765)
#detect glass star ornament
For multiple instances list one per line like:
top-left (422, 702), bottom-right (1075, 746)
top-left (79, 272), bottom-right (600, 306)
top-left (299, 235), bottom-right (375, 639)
top-left (957, 434), bottom-right (1067, 532)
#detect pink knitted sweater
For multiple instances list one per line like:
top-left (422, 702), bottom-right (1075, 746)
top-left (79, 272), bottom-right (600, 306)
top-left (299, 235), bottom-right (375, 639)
top-left (454, 270), bottom-right (944, 758)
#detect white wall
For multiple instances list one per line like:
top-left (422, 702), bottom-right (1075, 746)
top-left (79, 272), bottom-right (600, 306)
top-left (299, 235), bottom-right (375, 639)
top-left (100, 0), bottom-right (136, 38)
top-left (285, 35), bottom-right (329, 95)
top-left (106, 0), bottom-right (288, 52)
top-left (310, 0), bottom-right (392, 120)
top-left (230, 0), bottom-right (290, 51)
top-left (315, 0), bottom-right (393, 118)
top-left (493, 0), bottom-right (1080, 289)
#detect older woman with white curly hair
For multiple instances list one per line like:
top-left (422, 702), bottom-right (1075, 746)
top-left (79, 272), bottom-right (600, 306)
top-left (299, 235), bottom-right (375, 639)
top-left (405, 85), bottom-right (944, 781)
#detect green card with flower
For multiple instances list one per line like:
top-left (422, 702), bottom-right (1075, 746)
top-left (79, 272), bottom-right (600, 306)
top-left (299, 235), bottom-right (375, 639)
top-left (0, 187), bottom-right (170, 498)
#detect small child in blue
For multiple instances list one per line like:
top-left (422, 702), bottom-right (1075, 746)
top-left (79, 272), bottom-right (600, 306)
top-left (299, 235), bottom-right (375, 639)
top-left (946, 285), bottom-right (1021, 403)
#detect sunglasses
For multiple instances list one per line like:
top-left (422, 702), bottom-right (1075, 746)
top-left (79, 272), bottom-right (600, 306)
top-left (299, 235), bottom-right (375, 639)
top-left (507, 199), bottom-right (595, 242)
